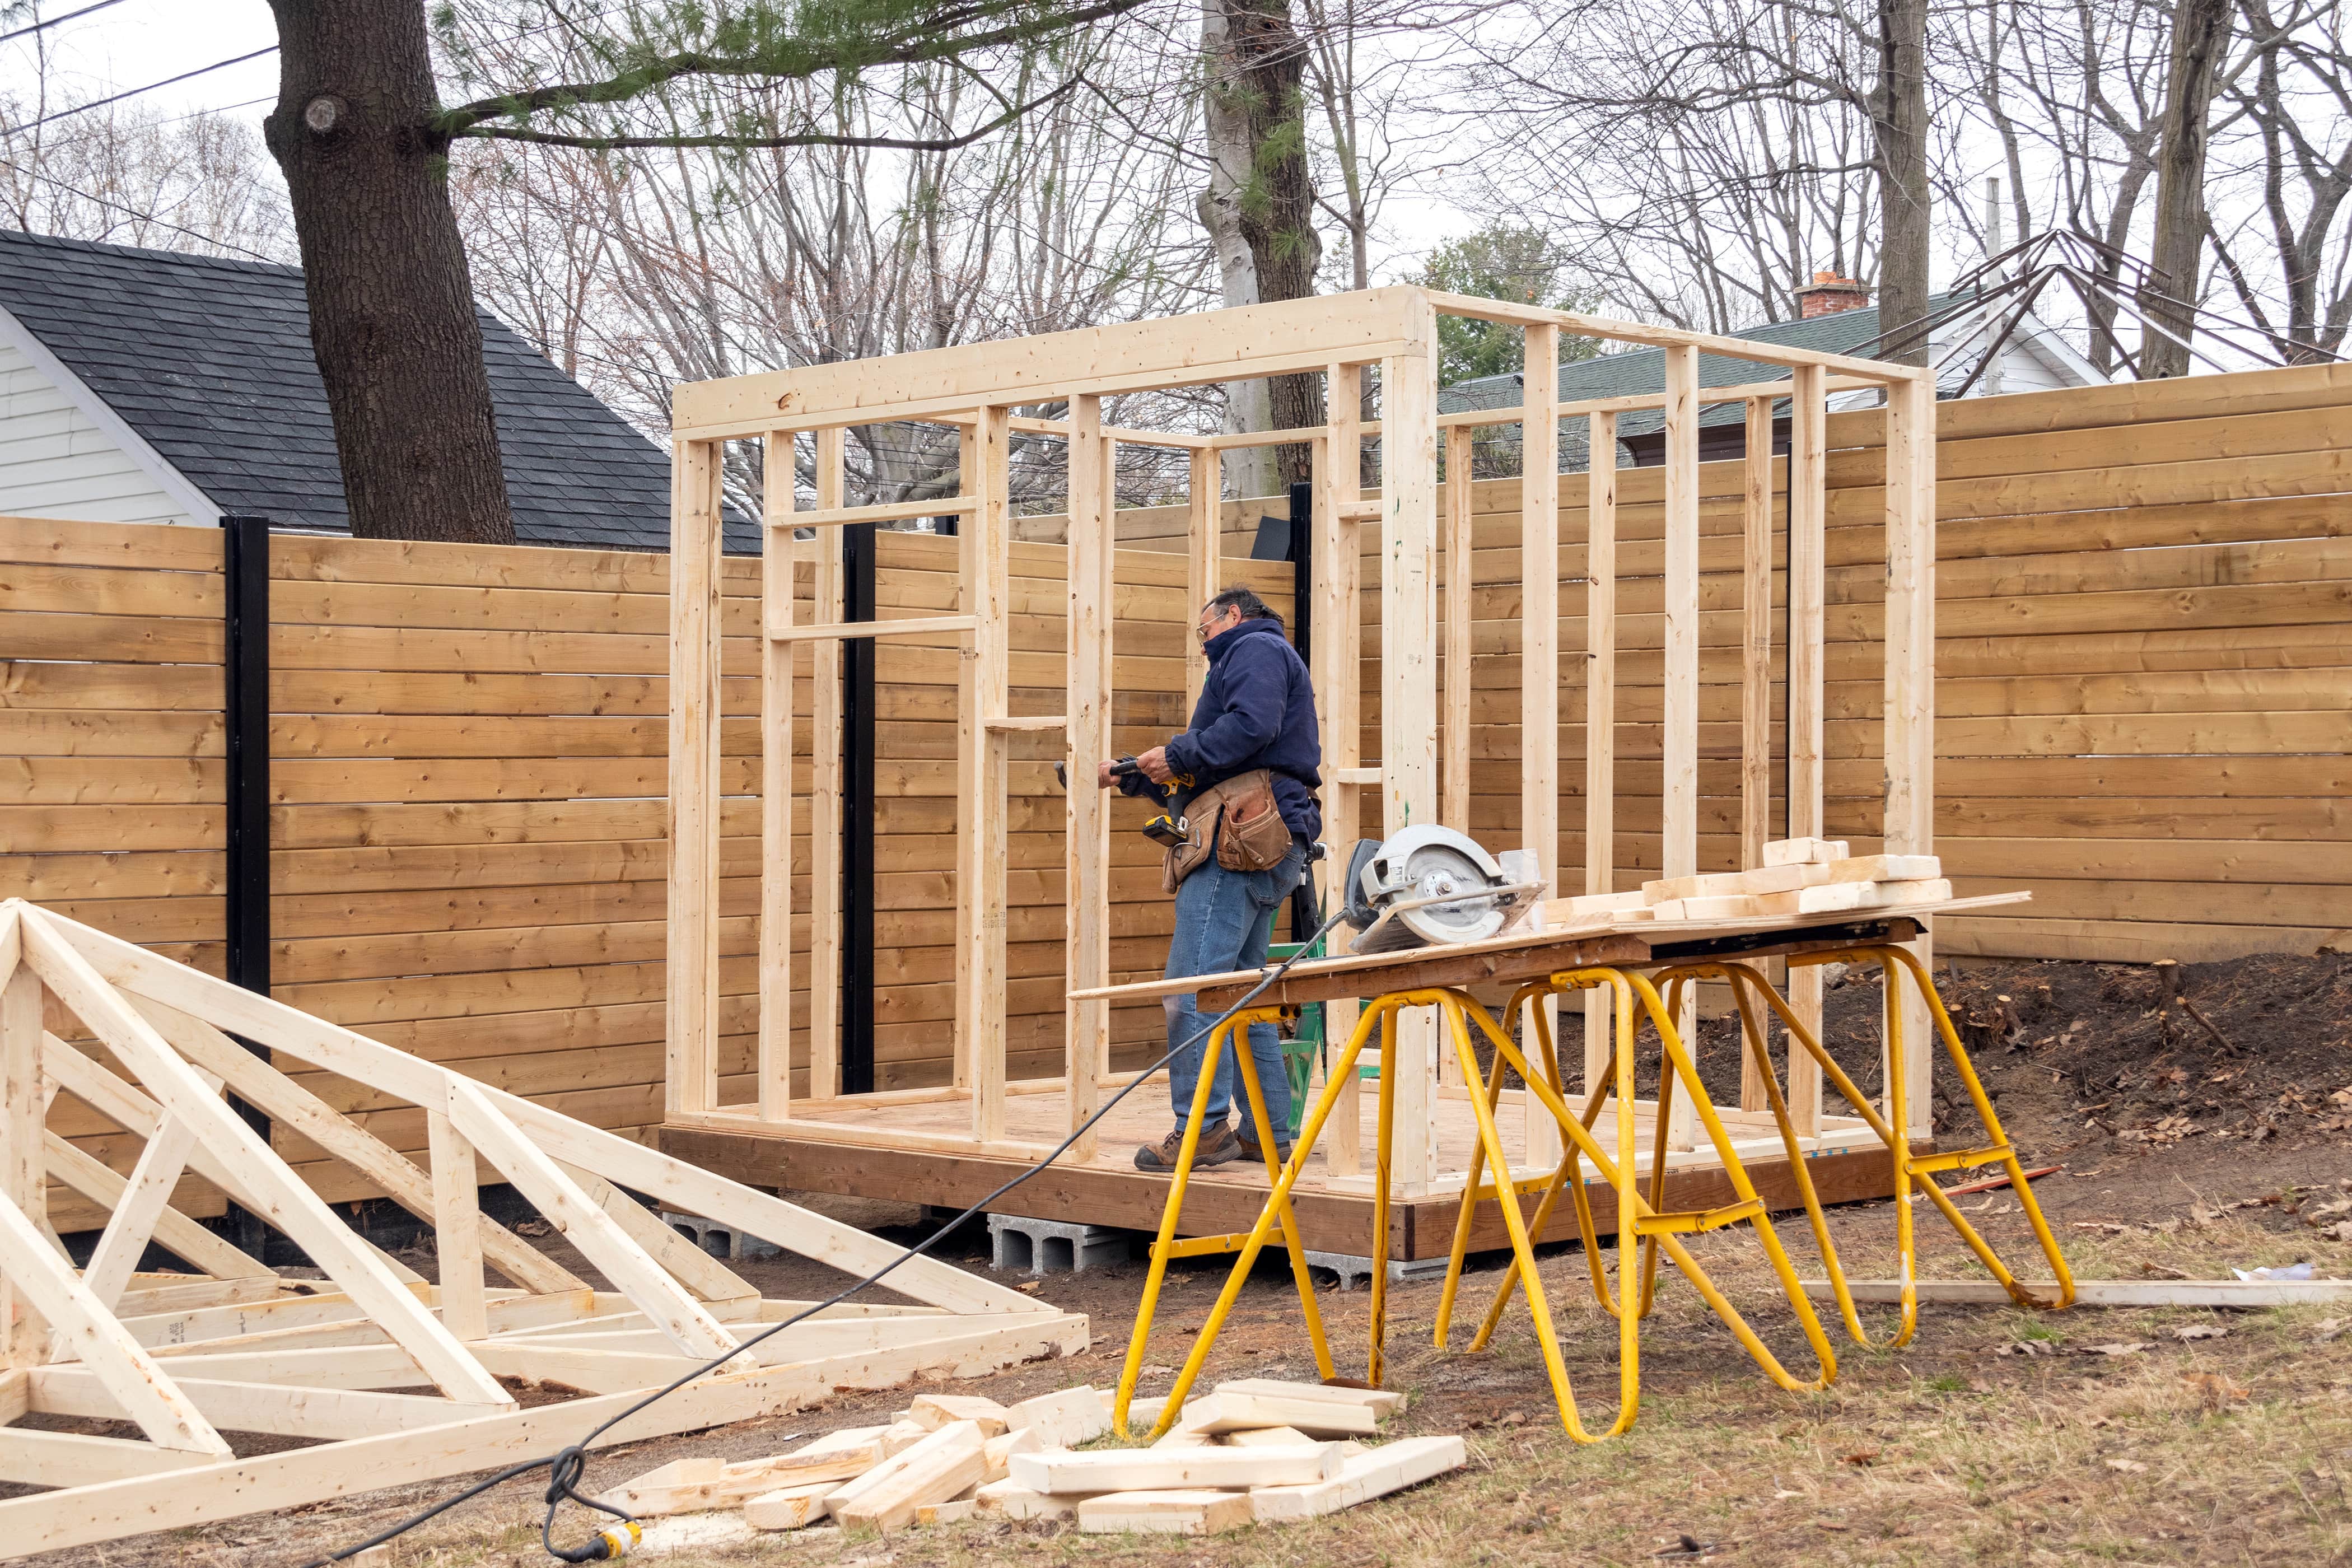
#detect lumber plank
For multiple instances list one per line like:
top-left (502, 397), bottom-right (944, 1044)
top-left (1248, 1434), bottom-right (1466, 1522)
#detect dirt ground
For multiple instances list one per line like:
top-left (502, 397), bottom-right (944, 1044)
top-left (39, 953), bottom-right (2352, 1567)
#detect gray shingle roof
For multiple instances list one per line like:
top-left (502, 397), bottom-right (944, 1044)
top-left (0, 229), bottom-right (753, 552)
top-left (1439, 300), bottom-right (1924, 455)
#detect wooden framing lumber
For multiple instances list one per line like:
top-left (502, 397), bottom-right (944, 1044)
top-left (659, 283), bottom-right (1939, 1215)
top-left (1583, 409), bottom-right (1619, 1096)
top-left (1066, 397), bottom-right (1113, 1154)
top-left (0, 1189), bottom-right (229, 1455)
top-left (1522, 321), bottom-right (1563, 1168)
top-left (1, 949), bottom-right (45, 1370)
top-left (0, 901), bottom-right (1089, 1557)
top-left (1660, 346), bottom-right (1701, 1149)
top-left (1784, 364), bottom-right (1829, 1136)
top-left (1882, 374), bottom-right (1939, 1135)
top-left (1441, 424), bottom-right (1473, 830)
top-left (1317, 372), bottom-right (1365, 1177)
top-left (808, 428), bottom-right (848, 1103)
top-left (109, 998), bottom-right (582, 1294)
top-left (1383, 314), bottom-right (1443, 1192)
top-left (666, 437), bottom-right (724, 1116)
top-left (447, 1081), bottom-right (745, 1364)
top-left (0, 1314), bottom-right (1085, 1560)
top-left (759, 431), bottom-right (796, 1122)
top-left (1012, 1444), bottom-right (1341, 1492)
top-left (1077, 1488), bottom-right (1254, 1535)
top-left (1248, 1434), bottom-right (1466, 1523)
top-left (963, 407), bottom-right (1012, 1142)
top-left (78, 1112), bottom-right (199, 1313)
top-left (21, 910), bottom-right (512, 1408)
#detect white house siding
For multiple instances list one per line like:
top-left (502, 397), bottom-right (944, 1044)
top-left (0, 340), bottom-right (192, 524)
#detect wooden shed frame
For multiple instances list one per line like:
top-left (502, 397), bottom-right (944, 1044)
top-left (665, 286), bottom-right (1937, 1196)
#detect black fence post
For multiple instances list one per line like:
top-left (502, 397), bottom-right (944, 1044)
top-left (839, 522), bottom-right (879, 1094)
top-left (219, 514), bottom-right (274, 1256)
top-left (1286, 480), bottom-right (1319, 941)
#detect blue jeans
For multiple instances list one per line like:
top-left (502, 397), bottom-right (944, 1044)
top-left (1163, 834), bottom-right (1308, 1140)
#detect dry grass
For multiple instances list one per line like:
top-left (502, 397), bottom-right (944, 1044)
top-left (333, 1207), bottom-right (2352, 1568)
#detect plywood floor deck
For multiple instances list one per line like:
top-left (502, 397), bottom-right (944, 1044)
top-left (661, 1079), bottom-right (1903, 1262)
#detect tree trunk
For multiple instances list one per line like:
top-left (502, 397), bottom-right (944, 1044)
top-left (2141, 0), bottom-right (2233, 377)
top-left (1872, 0), bottom-right (1931, 369)
top-left (263, 0), bottom-right (514, 544)
top-left (1224, 0), bottom-right (1323, 488)
top-left (1199, 0), bottom-right (1276, 500)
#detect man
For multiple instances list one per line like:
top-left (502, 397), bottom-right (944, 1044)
top-left (1100, 586), bottom-right (1320, 1171)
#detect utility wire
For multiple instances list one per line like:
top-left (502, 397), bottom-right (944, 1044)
top-left (0, 0), bottom-right (128, 44)
top-left (300, 893), bottom-right (1351, 1566)
top-left (2, 45), bottom-right (277, 135)
top-left (0, 152), bottom-right (278, 260)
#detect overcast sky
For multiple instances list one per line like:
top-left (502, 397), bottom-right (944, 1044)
top-left (7, 0), bottom-right (280, 125)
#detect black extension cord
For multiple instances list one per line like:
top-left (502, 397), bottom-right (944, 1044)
top-left (300, 902), bottom-right (1351, 1566)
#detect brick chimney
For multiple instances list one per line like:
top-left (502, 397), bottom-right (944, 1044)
top-left (1794, 270), bottom-right (1870, 319)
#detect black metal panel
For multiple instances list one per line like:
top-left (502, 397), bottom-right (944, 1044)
top-left (218, 514), bottom-right (273, 1254)
top-left (1286, 480), bottom-right (1319, 939)
top-left (840, 522), bottom-right (879, 1094)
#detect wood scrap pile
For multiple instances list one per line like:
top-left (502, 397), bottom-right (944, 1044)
top-left (1551, 837), bottom-right (1950, 925)
top-left (600, 1379), bottom-right (1464, 1538)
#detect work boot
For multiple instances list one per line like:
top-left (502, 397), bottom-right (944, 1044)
top-left (1135, 1121), bottom-right (1240, 1172)
top-left (1238, 1127), bottom-right (1294, 1168)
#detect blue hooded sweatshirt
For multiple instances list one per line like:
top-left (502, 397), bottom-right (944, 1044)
top-left (1121, 616), bottom-right (1323, 838)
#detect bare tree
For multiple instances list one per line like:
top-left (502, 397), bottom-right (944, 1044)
top-left (2206, 0), bottom-right (2352, 361)
top-left (0, 94), bottom-right (292, 260)
top-left (2142, 0), bottom-right (2237, 372)
top-left (449, 14), bottom-right (1213, 514)
top-left (1452, 0), bottom-right (1935, 352)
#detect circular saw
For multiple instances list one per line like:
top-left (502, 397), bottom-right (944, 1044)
top-left (1341, 824), bottom-right (1538, 955)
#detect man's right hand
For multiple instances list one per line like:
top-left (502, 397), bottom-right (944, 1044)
top-left (1095, 759), bottom-right (1122, 789)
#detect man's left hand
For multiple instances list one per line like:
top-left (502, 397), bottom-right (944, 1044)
top-left (1136, 745), bottom-right (1174, 783)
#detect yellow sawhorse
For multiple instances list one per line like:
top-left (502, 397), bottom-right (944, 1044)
top-left (1114, 973), bottom-right (1837, 1443)
top-left (1440, 945), bottom-right (2074, 1369)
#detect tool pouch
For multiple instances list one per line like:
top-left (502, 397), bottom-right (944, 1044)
top-left (1161, 769), bottom-right (1289, 893)
top-left (1214, 769), bottom-right (1291, 873)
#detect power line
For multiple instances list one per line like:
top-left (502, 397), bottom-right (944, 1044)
top-left (0, 152), bottom-right (279, 261)
top-left (0, 0), bottom-right (129, 45)
top-left (2, 45), bottom-right (277, 136)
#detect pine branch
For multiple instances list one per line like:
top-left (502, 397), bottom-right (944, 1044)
top-left (434, 0), bottom-right (1144, 138)
top-left (456, 74), bottom-right (1082, 150)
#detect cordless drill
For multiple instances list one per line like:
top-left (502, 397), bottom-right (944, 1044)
top-left (1105, 757), bottom-right (1190, 848)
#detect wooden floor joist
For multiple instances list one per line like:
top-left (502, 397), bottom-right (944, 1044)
top-left (0, 899), bottom-right (1085, 1562)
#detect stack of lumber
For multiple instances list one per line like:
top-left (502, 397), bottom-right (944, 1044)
top-left (1550, 838), bottom-right (1952, 925)
top-left (981, 1379), bottom-right (1464, 1534)
top-left (599, 1379), bottom-right (1464, 1538)
top-left (602, 1386), bottom-right (1104, 1536)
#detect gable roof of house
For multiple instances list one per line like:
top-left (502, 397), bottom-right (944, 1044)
top-left (0, 229), bottom-right (753, 552)
top-left (1438, 292), bottom-right (2093, 452)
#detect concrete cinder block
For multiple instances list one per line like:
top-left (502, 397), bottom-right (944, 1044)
top-left (660, 1211), bottom-right (782, 1261)
top-left (987, 1214), bottom-right (1130, 1275)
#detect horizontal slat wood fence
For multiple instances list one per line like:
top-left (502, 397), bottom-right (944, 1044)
top-left (1421, 361), bottom-right (2352, 965)
top-left (0, 513), bottom-right (1286, 1221)
top-left (4, 361), bottom-right (2344, 1220)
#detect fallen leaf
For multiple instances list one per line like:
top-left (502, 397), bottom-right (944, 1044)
top-left (2181, 1370), bottom-right (2250, 1410)
top-left (514, 1219), bottom-right (553, 1238)
top-left (2104, 1458), bottom-right (2149, 1473)
top-left (1017, 1280), bottom-right (1043, 1294)
top-left (1995, 1340), bottom-right (2057, 1357)
top-left (2082, 1342), bottom-right (2154, 1357)
top-left (2172, 1324), bottom-right (2228, 1342)
top-left (1841, 1450), bottom-right (1879, 1466)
